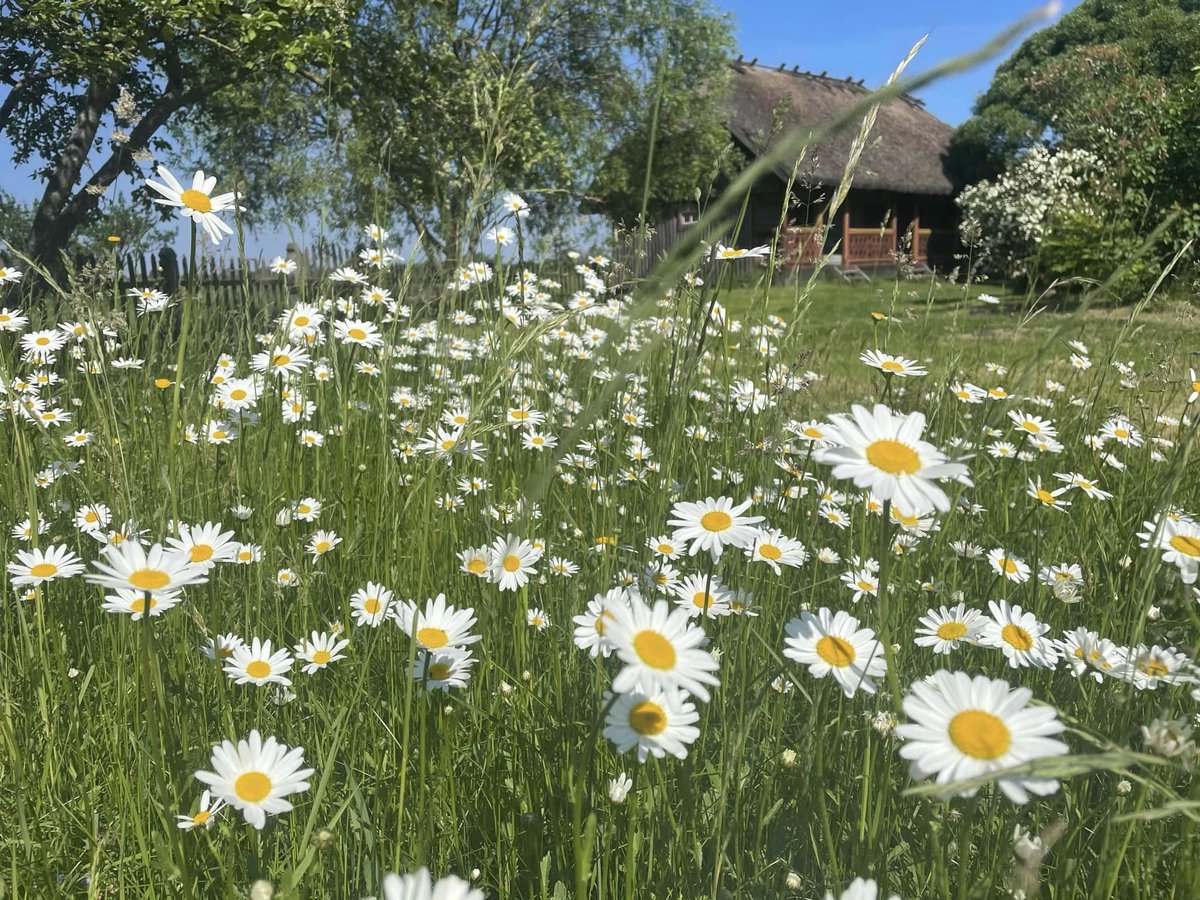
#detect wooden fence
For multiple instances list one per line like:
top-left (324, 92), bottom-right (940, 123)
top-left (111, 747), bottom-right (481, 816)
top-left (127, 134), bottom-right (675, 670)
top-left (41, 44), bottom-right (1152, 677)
top-left (609, 216), bottom-right (762, 280)
top-left (117, 240), bottom-right (359, 297)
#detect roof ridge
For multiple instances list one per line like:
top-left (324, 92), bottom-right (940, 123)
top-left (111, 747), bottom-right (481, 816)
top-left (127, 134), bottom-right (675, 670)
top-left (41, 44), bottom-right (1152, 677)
top-left (728, 57), bottom-right (927, 109)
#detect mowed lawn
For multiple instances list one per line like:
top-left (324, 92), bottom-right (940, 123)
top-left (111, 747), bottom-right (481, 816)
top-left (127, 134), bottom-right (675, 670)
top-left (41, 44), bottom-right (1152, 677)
top-left (718, 275), bottom-right (1198, 402)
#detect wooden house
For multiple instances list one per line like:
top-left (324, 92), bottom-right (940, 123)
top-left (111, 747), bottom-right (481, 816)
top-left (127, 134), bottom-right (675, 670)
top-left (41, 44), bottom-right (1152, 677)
top-left (635, 59), bottom-right (959, 275)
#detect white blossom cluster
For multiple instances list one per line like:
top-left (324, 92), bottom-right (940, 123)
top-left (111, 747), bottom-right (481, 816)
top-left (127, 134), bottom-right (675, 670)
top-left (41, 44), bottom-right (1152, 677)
top-left (957, 145), bottom-right (1101, 278)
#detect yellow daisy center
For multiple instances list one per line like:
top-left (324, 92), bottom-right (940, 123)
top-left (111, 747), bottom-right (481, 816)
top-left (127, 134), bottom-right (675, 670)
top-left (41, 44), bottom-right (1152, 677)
top-left (129, 569), bottom-right (170, 590)
top-left (1001, 624), bottom-right (1033, 651)
top-left (1169, 535), bottom-right (1200, 557)
top-left (502, 554), bottom-right (522, 573)
top-left (363, 597), bottom-right (382, 614)
top-left (348, 328), bottom-right (367, 341)
top-left (234, 771), bottom-right (272, 803)
top-left (230, 389), bottom-right (247, 401)
top-left (1035, 489), bottom-right (1057, 505)
top-left (245, 660), bottom-right (271, 679)
top-left (759, 543), bottom-right (782, 561)
top-left (629, 700), bottom-right (668, 736)
top-left (428, 662), bottom-right (452, 680)
top-left (180, 189), bottom-right (213, 214)
top-left (948, 710), bottom-right (1011, 760)
top-left (192, 810), bottom-right (211, 826)
top-left (311, 649), bottom-right (332, 665)
top-left (130, 597), bottom-right (157, 614)
top-left (1141, 657), bottom-right (1170, 678)
top-left (190, 545), bottom-right (214, 563)
top-left (417, 626), bottom-right (449, 649)
top-left (467, 558), bottom-right (487, 574)
top-left (692, 592), bottom-right (713, 609)
top-left (29, 562), bottom-right (58, 578)
top-left (881, 360), bottom-right (904, 373)
top-left (816, 635), bottom-right (856, 667)
top-left (936, 621), bottom-right (967, 641)
top-left (865, 439), bottom-right (920, 475)
top-left (633, 630), bottom-right (676, 670)
top-left (273, 354), bottom-right (291, 367)
top-left (700, 510), bottom-right (732, 532)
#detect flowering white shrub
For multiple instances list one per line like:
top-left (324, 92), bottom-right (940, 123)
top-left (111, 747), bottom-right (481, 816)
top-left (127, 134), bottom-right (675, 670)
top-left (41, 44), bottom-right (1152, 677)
top-left (957, 145), bottom-right (1101, 279)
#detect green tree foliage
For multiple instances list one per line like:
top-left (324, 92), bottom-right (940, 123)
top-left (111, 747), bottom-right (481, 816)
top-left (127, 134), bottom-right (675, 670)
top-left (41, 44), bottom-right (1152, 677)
top-left (951, 0), bottom-right (1200, 294)
top-left (948, 0), bottom-right (1200, 186)
top-left (0, 188), bottom-right (173, 259)
top-left (0, 0), bottom-right (348, 275)
top-left (187, 0), bottom-right (735, 260)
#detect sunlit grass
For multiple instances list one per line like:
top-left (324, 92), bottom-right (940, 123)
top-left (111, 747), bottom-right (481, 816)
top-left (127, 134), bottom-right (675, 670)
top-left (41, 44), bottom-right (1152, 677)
top-left (0, 224), bottom-right (1198, 900)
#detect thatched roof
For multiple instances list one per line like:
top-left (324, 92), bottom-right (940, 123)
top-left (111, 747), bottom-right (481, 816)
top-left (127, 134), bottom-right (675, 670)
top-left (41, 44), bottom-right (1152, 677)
top-left (727, 60), bottom-right (955, 196)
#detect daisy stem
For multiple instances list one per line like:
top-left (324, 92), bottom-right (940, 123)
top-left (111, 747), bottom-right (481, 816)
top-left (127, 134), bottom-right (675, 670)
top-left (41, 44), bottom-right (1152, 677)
top-left (876, 501), bottom-right (903, 707)
top-left (137, 613), bottom-right (192, 897)
top-left (167, 222), bottom-right (197, 529)
top-left (623, 787), bottom-right (639, 900)
top-left (573, 692), bottom-right (617, 898)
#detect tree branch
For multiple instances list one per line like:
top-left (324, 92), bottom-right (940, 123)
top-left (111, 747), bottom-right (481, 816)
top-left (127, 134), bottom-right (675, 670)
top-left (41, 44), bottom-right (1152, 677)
top-left (54, 76), bottom-right (235, 239)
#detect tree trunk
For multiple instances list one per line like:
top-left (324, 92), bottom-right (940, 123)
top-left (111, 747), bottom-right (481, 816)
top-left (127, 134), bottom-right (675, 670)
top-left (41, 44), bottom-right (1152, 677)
top-left (25, 78), bottom-right (119, 283)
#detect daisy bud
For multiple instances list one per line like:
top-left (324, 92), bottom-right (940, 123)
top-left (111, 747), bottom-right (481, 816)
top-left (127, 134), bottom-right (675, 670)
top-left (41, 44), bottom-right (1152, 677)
top-left (785, 872), bottom-right (803, 891)
top-left (871, 711), bottom-right (897, 735)
top-left (275, 508), bottom-right (293, 527)
top-left (608, 772), bottom-right (633, 803)
top-left (1012, 826), bottom-right (1045, 863)
top-left (310, 829), bottom-right (335, 852)
top-left (1147, 605), bottom-right (1162, 621)
top-left (249, 881), bottom-right (274, 900)
top-left (778, 749), bottom-right (799, 768)
top-left (1116, 780), bottom-right (1132, 795)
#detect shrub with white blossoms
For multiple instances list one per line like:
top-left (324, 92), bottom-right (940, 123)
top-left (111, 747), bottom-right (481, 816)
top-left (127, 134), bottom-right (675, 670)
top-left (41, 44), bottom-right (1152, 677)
top-left (957, 144), bottom-right (1100, 279)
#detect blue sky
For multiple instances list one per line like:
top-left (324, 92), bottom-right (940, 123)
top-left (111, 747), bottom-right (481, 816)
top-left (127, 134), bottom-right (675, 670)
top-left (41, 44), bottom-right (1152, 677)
top-left (724, 0), bottom-right (1078, 124)
top-left (1, 0), bottom-right (1077, 255)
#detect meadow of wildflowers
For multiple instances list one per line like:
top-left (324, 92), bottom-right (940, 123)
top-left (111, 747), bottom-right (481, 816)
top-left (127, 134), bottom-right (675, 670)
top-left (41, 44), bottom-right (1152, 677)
top-left (1, 167), bottom-right (1199, 899)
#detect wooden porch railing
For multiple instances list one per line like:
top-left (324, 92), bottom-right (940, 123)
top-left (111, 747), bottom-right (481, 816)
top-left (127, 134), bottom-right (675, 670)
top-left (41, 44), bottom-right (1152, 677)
top-left (781, 226), bottom-right (826, 266)
top-left (783, 218), bottom-right (938, 268)
top-left (845, 228), bottom-right (894, 265)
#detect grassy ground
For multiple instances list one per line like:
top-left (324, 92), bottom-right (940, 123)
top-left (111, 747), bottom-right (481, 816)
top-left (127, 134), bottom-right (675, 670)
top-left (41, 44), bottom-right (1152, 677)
top-left (1, 246), bottom-right (1198, 900)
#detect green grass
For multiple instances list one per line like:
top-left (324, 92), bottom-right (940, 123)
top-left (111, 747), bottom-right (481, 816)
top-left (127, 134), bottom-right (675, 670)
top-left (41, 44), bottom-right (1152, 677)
top-left (0, 251), bottom-right (1198, 899)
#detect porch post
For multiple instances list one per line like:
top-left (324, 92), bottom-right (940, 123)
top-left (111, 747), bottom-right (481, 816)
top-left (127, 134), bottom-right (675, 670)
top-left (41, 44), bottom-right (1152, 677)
top-left (842, 208), bottom-right (851, 266)
top-left (912, 203), bottom-right (922, 262)
top-left (889, 211), bottom-right (898, 262)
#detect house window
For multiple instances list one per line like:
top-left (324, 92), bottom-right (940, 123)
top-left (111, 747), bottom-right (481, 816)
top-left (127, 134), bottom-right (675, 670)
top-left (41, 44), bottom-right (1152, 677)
top-left (677, 208), bottom-right (699, 227)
